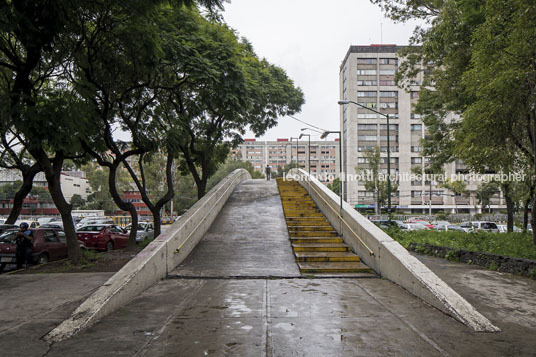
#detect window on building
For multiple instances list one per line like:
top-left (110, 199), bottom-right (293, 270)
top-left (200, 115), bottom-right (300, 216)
top-left (357, 69), bottom-right (377, 75)
top-left (411, 124), bottom-right (422, 131)
top-left (411, 180), bottom-right (423, 186)
top-left (379, 91), bottom-right (398, 97)
top-left (412, 191), bottom-right (422, 197)
top-left (380, 135), bottom-right (398, 142)
top-left (380, 146), bottom-right (399, 152)
top-left (357, 91), bottom-right (377, 97)
top-left (357, 80), bottom-right (377, 86)
top-left (379, 102), bottom-right (398, 109)
top-left (410, 91), bottom-right (420, 99)
top-left (411, 113), bottom-right (422, 119)
top-left (379, 69), bottom-right (396, 75)
top-left (357, 58), bottom-right (377, 64)
top-left (357, 124), bottom-right (377, 131)
top-left (411, 146), bottom-right (422, 152)
top-left (357, 101), bottom-right (377, 109)
top-left (379, 80), bottom-right (395, 86)
top-left (380, 124), bottom-right (398, 131)
top-left (357, 135), bottom-right (378, 141)
top-left (357, 113), bottom-right (378, 119)
top-left (380, 58), bottom-right (398, 65)
top-left (358, 146), bottom-right (375, 152)
top-left (411, 157), bottom-right (422, 164)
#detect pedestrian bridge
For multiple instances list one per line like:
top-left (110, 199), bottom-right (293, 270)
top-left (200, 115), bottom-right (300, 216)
top-left (44, 169), bottom-right (499, 353)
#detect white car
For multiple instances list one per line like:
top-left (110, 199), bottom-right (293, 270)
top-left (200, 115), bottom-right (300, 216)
top-left (76, 218), bottom-right (114, 230)
top-left (497, 225), bottom-right (522, 233)
top-left (470, 221), bottom-right (499, 233)
top-left (125, 222), bottom-right (154, 242)
top-left (400, 223), bottom-right (430, 231)
top-left (435, 224), bottom-right (466, 232)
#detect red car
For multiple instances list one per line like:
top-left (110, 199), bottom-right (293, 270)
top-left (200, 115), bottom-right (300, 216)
top-left (0, 228), bottom-right (67, 271)
top-left (77, 224), bottom-right (129, 251)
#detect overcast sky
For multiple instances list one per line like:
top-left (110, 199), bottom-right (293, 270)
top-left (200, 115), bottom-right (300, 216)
top-left (221, 0), bottom-right (421, 141)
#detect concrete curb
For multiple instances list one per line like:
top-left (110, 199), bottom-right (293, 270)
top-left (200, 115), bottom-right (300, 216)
top-left (288, 169), bottom-right (500, 332)
top-left (44, 169), bottom-right (251, 343)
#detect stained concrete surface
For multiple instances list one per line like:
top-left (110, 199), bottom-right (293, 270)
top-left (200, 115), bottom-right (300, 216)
top-left (4, 180), bottom-right (536, 356)
top-left (170, 180), bottom-right (301, 278)
top-left (0, 272), bottom-right (114, 356)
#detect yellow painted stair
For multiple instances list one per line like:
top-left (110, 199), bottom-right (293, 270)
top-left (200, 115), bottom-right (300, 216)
top-left (277, 178), bottom-right (372, 276)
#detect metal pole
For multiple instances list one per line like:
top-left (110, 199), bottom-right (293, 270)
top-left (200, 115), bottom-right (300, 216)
top-left (297, 138), bottom-right (299, 168)
top-left (386, 114), bottom-right (392, 222)
top-left (308, 135), bottom-right (311, 175)
top-left (338, 132), bottom-right (343, 235)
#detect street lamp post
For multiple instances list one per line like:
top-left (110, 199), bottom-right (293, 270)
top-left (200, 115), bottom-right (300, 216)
top-left (299, 133), bottom-right (311, 175)
top-left (338, 100), bottom-right (392, 222)
top-left (321, 130), bottom-right (343, 234)
top-left (290, 137), bottom-right (297, 165)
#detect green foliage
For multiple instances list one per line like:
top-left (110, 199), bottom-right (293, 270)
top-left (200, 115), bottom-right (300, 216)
top-left (70, 194), bottom-right (85, 210)
top-left (82, 162), bottom-right (132, 213)
top-left (273, 162), bottom-right (300, 178)
top-left (356, 146), bottom-right (398, 211)
top-left (327, 178), bottom-right (340, 195)
top-left (388, 229), bottom-right (536, 261)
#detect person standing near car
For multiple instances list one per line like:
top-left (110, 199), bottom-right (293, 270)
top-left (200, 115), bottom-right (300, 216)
top-left (15, 222), bottom-right (33, 269)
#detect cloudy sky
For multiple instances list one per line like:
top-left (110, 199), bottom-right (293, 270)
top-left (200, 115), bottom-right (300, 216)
top-left (222, 0), bottom-right (421, 141)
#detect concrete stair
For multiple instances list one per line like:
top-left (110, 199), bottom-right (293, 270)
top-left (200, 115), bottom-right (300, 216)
top-left (277, 178), bottom-right (372, 276)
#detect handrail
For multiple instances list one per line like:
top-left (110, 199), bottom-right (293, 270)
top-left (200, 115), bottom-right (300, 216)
top-left (306, 179), bottom-right (375, 256)
top-left (174, 173), bottom-right (244, 254)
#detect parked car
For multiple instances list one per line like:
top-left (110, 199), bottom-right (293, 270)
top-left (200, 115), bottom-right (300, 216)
top-left (400, 223), bottom-right (430, 231)
top-left (470, 221), bottom-right (499, 233)
top-left (435, 224), bottom-right (466, 232)
top-left (76, 224), bottom-right (129, 251)
top-left (0, 224), bottom-right (18, 234)
top-left (459, 222), bottom-right (475, 233)
top-left (76, 217), bottom-right (114, 230)
top-left (125, 222), bottom-right (154, 242)
top-left (0, 228), bottom-right (67, 271)
top-left (37, 217), bottom-right (56, 226)
top-left (497, 225), bottom-right (522, 233)
top-left (431, 221), bottom-right (450, 228)
top-left (371, 220), bottom-right (403, 229)
top-left (406, 219), bottom-right (434, 229)
top-left (14, 220), bottom-right (40, 228)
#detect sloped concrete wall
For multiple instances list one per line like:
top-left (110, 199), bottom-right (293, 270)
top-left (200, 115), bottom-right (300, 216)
top-left (289, 169), bottom-right (499, 332)
top-left (45, 169), bottom-right (252, 343)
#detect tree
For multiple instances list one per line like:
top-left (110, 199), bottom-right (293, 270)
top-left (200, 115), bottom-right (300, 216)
top-left (70, 194), bottom-right (85, 210)
top-left (357, 146), bottom-right (398, 214)
top-left (372, 0), bottom-right (536, 243)
top-left (327, 178), bottom-right (340, 195)
top-left (160, 8), bottom-right (304, 199)
top-left (474, 181), bottom-right (498, 214)
top-left (441, 179), bottom-right (467, 213)
top-left (273, 162), bottom-right (300, 178)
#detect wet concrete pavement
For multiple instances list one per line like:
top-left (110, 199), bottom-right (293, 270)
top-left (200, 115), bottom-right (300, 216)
top-left (4, 180), bottom-right (536, 356)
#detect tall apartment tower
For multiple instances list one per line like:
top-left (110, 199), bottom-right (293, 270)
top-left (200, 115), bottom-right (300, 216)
top-left (339, 44), bottom-right (505, 214)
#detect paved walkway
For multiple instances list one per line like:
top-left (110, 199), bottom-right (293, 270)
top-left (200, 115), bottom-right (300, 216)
top-left (2, 180), bottom-right (536, 356)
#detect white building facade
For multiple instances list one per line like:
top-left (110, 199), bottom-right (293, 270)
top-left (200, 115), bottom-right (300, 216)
top-left (340, 44), bottom-right (505, 214)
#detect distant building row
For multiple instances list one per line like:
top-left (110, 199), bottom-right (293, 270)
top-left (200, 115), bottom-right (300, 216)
top-left (230, 138), bottom-right (340, 184)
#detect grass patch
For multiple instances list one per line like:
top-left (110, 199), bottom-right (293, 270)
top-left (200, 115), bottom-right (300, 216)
top-left (386, 228), bottom-right (536, 261)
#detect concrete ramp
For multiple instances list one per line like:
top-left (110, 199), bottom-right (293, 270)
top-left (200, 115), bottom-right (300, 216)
top-left (44, 169), bottom-right (251, 343)
top-left (288, 169), bottom-right (500, 332)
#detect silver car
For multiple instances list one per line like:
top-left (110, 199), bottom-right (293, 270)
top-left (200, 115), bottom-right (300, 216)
top-left (125, 222), bottom-right (154, 242)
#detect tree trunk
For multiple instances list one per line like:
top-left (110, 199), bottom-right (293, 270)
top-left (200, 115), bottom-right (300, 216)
top-left (108, 165), bottom-right (138, 249)
top-left (6, 165), bottom-right (40, 224)
top-left (151, 207), bottom-right (162, 238)
top-left (33, 151), bottom-right (80, 264)
top-left (530, 197), bottom-right (536, 246)
top-left (502, 183), bottom-right (514, 232)
top-left (197, 178), bottom-right (207, 200)
top-left (523, 198), bottom-right (530, 232)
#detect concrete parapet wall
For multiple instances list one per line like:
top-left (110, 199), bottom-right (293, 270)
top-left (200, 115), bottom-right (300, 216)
top-left (45, 169), bottom-right (252, 343)
top-left (288, 169), bottom-right (499, 332)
